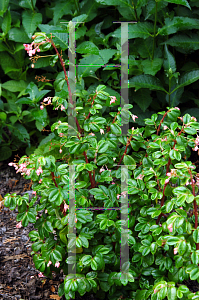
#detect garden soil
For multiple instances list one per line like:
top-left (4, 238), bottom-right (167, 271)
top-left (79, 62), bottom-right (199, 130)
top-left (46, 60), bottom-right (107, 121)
top-left (1, 152), bottom-right (199, 299)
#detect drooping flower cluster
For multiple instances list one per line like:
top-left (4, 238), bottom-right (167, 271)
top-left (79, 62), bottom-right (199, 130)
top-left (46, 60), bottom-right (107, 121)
top-left (23, 40), bottom-right (45, 57)
top-left (165, 169), bottom-right (177, 184)
top-left (192, 135), bottom-right (199, 151)
top-left (8, 162), bottom-right (31, 176)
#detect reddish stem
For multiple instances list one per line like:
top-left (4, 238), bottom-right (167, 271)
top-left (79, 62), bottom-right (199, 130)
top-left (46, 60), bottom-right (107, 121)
top-left (116, 136), bottom-right (133, 170)
top-left (107, 111), bottom-right (120, 133)
top-left (47, 36), bottom-right (96, 188)
top-left (156, 126), bottom-right (184, 224)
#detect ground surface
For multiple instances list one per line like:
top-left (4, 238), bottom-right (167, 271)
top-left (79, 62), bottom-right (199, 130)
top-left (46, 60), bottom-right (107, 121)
top-left (1, 153), bottom-right (199, 299)
top-left (0, 159), bottom-right (98, 300)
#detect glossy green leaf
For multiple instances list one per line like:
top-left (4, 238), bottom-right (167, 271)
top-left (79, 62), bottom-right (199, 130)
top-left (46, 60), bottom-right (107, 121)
top-left (129, 74), bottom-right (166, 92)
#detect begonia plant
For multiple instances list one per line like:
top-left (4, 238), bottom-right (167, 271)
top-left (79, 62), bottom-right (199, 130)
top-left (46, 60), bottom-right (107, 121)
top-left (3, 30), bottom-right (199, 300)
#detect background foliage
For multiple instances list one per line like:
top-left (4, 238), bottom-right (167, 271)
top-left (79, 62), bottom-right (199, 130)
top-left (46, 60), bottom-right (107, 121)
top-left (1, 0), bottom-right (199, 160)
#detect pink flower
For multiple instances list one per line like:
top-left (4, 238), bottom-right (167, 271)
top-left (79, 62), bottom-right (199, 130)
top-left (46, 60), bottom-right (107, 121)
top-left (137, 174), bottom-right (144, 180)
top-left (47, 261), bottom-right (52, 267)
top-left (100, 129), bottom-right (104, 135)
top-left (110, 96), bottom-right (116, 105)
top-left (165, 178), bottom-right (170, 184)
top-left (36, 166), bottom-right (43, 176)
top-left (59, 149), bottom-right (62, 153)
top-left (61, 105), bottom-right (65, 111)
top-left (55, 261), bottom-right (60, 268)
top-left (111, 182), bottom-right (115, 184)
top-left (99, 167), bottom-right (105, 173)
top-left (16, 221), bottom-right (22, 228)
top-left (64, 203), bottom-right (69, 212)
top-left (161, 137), bottom-right (167, 141)
top-left (36, 216), bottom-right (39, 220)
top-left (32, 191), bottom-right (36, 196)
top-left (191, 116), bottom-right (197, 121)
top-left (43, 98), bottom-right (49, 102)
top-left (40, 105), bottom-right (44, 110)
top-left (163, 125), bottom-right (168, 130)
top-left (39, 179), bottom-right (42, 183)
top-left (117, 194), bottom-right (120, 199)
top-left (58, 120), bottom-right (61, 124)
top-left (174, 107), bottom-right (180, 110)
top-left (168, 223), bottom-right (173, 233)
top-left (154, 289), bottom-right (158, 294)
top-left (179, 207), bottom-right (183, 209)
top-left (89, 133), bottom-right (95, 136)
top-left (174, 247), bottom-right (178, 255)
top-left (59, 133), bottom-right (64, 137)
top-left (48, 99), bottom-right (51, 104)
top-left (38, 272), bottom-right (45, 278)
top-left (45, 210), bottom-right (48, 214)
top-left (121, 191), bottom-right (127, 198)
top-left (192, 146), bottom-right (198, 151)
top-left (131, 114), bottom-right (138, 122)
top-left (159, 224), bottom-right (162, 227)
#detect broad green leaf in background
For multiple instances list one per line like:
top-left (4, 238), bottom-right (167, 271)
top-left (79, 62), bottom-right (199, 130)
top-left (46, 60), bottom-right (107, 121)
top-left (172, 70), bottom-right (199, 93)
top-left (2, 80), bottom-right (28, 92)
top-left (19, 0), bottom-right (37, 10)
top-left (2, 7), bottom-right (11, 34)
top-left (164, 34), bottom-right (199, 52)
top-left (141, 58), bottom-right (163, 76)
top-left (166, 87), bottom-right (184, 107)
top-left (76, 41), bottom-right (99, 55)
top-left (8, 26), bottom-right (32, 43)
top-left (129, 74), bottom-right (167, 92)
top-left (0, 0), bottom-right (9, 17)
top-left (22, 11), bottom-right (42, 38)
top-left (112, 22), bottom-right (153, 39)
top-left (132, 89), bottom-right (153, 112)
top-left (158, 17), bottom-right (199, 36)
top-left (163, 0), bottom-right (191, 10)
top-left (163, 44), bottom-right (176, 73)
top-left (53, 0), bottom-right (74, 25)
top-left (51, 32), bottom-right (68, 50)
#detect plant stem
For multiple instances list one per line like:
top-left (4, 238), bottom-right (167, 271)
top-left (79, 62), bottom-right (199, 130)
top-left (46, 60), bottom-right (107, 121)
top-left (156, 126), bottom-right (185, 224)
top-left (132, 0), bottom-right (138, 22)
top-left (47, 36), bottom-right (95, 188)
top-left (152, 1), bottom-right (158, 60)
top-left (188, 169), bottom-right (199, 250)
top-left (116, 136), bottom-right (133, 170)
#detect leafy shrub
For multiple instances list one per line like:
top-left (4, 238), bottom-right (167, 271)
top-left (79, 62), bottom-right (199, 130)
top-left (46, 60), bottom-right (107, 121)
top-left (3, 30), bottom-right (199, 300)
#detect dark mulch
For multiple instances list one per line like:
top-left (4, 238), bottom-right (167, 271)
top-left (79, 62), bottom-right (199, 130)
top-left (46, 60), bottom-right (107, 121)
top-left (1, 151), bottom-right (199, 299)
top-left (0, 159), bottom-right (98, 300)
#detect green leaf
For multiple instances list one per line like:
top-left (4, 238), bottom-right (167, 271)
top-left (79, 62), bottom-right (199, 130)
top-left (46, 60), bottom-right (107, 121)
top-left (82, 255), bottom-right (92, 265)
top-left (0, 0), bottom-right (9, 16)
top-left (76, 41), bottom-right (99, 55)
top-left (52, 249), bottom-right (62, 261)
top-left (159, 17), bottom-right (199, 36)
top-left (141, 58), bottom-right (163, 76)
top-left (0, 146), bottom-right (12, 161)
top-left (19, 0), bottom-right (37, 10)
top-left (172, 70), bottom-right (199, 94)
top-left (44, 221), bottom-right (53, 232)
top-left (164, 34), bottom-right (199, 52)
top-left (163, 0), bottom-right (191, 10)
top-left (8, 26), bottom-right (31, 43)
top-left (132, 89), bottom-right (152, 112)
top-left (193, 230), bottom-right (199, 243)
top-left (98, 140), bottom-right (109, 153)
top-left (110, 123), bottom-right (121, 135)
top-left (78, 54), bottom-right (104, 78)
top-left (2, 80), bottom-right (28, 92)
top-left (22, 11), bottom-right (42, 38)
top-left (129, 75), bottom-right (166, 92)
top-left (167, 287), bottom-right (177, 300)
top-left (112, 22), bottom-right (153, 39)
top-left (52, 32), bottom-right (68, 51)
top-left (190, 268), bottom-right (199, 280)
top-left (53, 1), bottom-right (73, 25)
top-left (2, 7), bottom-right (11, 34)
top-left (163, 44), bottom-right (176, 73)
